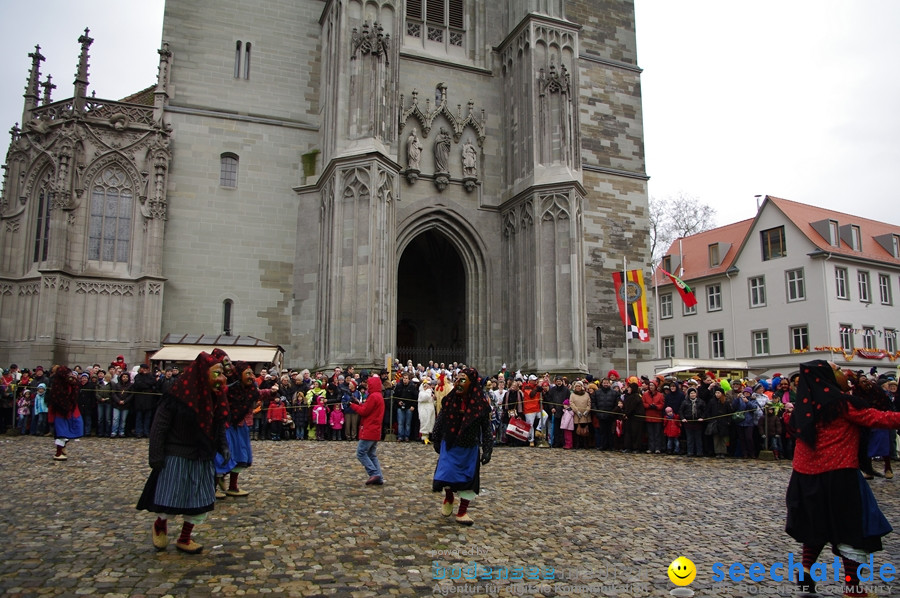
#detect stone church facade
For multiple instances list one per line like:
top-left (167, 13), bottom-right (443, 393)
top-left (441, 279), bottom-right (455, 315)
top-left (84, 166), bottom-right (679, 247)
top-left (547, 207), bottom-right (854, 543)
top-left (0, 0), bottom-right (650, 374)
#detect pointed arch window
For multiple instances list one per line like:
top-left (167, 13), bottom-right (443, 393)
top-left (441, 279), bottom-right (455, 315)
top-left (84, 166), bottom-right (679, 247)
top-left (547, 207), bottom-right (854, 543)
top-left (88, 166), bottom-right (133, 263)
top-left (32, 171), bottom-right (52, 264)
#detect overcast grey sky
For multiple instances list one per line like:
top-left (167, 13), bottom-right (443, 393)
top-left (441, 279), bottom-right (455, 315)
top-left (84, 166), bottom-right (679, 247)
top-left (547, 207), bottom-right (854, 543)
top-left (2, 1), bottom-right (899, 226)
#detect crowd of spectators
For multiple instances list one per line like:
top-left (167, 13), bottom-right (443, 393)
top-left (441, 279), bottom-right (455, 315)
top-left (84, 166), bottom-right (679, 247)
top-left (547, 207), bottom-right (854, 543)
top-left (2, 358), bottom-right (896, 473)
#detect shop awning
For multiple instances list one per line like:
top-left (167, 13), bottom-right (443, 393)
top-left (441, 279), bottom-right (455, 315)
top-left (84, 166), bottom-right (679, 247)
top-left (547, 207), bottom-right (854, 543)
top-left (150, 334), bottom-right (284, 367)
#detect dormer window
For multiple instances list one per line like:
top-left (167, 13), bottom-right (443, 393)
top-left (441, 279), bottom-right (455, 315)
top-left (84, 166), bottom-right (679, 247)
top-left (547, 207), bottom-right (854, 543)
top-left (828, 220), bottom-right (839, 246)
top-left (661, 255), bottom-right (672, 274)
top-left (708, 243), bottom-right (720, 267)
top-left (850, 225), bottom-right (861, 251)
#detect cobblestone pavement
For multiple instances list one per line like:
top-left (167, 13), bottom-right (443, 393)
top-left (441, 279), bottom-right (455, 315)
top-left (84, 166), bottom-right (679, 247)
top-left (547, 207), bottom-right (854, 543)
top-left (1, 435), bottom-right (898, 597)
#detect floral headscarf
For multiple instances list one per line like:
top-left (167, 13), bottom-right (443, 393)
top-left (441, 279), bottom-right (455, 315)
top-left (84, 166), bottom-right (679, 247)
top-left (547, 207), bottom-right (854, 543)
top-left (47, 365), bottom-right (79, 416)
top-left (438, 367), bottom-right (491, 448)
top-left (167, 351), bottom-right (229, 441)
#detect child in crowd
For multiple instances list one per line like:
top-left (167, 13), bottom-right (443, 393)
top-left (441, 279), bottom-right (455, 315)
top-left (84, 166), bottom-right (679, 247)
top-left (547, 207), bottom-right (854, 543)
top-left (560, 399), bottom-right (574, 449)
top-left (16, 389), bottom-right (31, 434)
top-left (312, 396), bottom-right (328, 440)
top-left (251, 398), bottom-right (263, 440)
top-left (781, 402), bottom-right (794, 460)
top-left (31, 383), bottom-right (48, 436)
top-left (663, 406), bottom-right (682, 455)
top-left (266, 396), bottom-right (287, 441)
top-left (293, 392), bottom-right (308, 440)
top-left (330, 403), bottom-right (345, 440)
top-left (758, 401), bottom-right (784, 459)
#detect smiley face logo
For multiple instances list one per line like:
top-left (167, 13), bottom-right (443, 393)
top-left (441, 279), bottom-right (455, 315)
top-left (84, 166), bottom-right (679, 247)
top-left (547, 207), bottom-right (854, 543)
top-left (667, 556), bottom-right (696, 586)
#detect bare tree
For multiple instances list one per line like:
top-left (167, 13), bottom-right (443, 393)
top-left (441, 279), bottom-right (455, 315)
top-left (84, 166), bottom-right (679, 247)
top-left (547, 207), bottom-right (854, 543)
top-left (649, 193), bottom-right (717, 265)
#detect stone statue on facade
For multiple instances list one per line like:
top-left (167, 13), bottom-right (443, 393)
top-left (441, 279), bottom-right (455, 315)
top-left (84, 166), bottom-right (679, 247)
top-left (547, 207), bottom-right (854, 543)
top-left (461, 139), bottom-right (478, 192)
top-left (434, 127), bottom-right (451, 174)
top-left (405, 128), bottom-right (423, 184)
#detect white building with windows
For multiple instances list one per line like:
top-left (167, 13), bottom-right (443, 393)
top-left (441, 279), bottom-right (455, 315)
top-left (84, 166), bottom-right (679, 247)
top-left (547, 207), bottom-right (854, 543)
top-left (654, 196), bottom-right (900, 376)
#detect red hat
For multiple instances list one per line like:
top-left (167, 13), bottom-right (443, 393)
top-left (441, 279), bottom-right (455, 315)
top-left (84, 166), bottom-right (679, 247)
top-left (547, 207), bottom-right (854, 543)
top-left (607, 369), bottom-right (620, 379)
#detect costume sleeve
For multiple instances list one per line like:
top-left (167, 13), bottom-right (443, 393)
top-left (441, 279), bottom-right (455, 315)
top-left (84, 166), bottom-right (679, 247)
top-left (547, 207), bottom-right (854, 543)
top-left (148, 398), bottom-right (173, 468)
top-left (479, 413), bottom-right (492, 464)
top-left (845, 405), bottom-right (900, 429)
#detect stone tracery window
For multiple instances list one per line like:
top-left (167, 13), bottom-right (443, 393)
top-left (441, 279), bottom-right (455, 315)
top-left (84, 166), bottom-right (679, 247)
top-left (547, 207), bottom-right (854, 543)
top-left (32, 171), bottom-right (52, 264)
top-left (407, 0), bottom-right (464, 47)
top-left (88, 166), bottom-right (133, 263)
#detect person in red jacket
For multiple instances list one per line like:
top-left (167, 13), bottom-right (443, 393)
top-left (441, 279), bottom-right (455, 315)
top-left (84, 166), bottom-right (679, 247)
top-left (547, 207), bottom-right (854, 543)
top-left (266, 396), bottom-right (288, 441)
top-left (349, 373), bottom-right (386, 485)
top-left (642, 380), bottom-right (665, 454)
top-left (786, 360), bottom-right (900, 597)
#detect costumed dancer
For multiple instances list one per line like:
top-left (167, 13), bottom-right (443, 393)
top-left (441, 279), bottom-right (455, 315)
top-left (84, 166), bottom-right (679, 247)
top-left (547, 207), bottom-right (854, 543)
top-left (47, 366), bottom-right (84, 461)
top-left (348, 373), bottom-right (386, 485)
top-left (215, 361), bottom-right (277, 498)
top-left (431, 368), bottom-right (492, 526)
top-left (785, 360), bottom-right (900, 598)
top-left (418, 378), bottom-right (436, 445)
top-left (136, 351), bottom-right (230, 554)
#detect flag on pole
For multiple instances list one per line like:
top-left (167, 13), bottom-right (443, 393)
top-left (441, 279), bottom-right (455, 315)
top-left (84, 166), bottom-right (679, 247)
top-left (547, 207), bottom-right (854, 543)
top-left (660, 269), bottom-right (698, 307)
top-left (612, 270), bottom-right (650, 342)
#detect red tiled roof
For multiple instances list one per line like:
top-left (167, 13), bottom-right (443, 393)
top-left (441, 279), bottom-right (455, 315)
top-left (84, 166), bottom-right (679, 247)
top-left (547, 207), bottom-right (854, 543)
top-left (655, 219), bottom-right (753, 286)
top-left (765, 196), bottom-right (900, 266)
top-left (119, 85), bottom-right (155, 106)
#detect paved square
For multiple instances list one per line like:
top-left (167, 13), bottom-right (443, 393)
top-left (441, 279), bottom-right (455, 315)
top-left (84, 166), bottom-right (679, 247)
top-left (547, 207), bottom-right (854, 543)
top-left (1, 436), bottom-right (898, 597)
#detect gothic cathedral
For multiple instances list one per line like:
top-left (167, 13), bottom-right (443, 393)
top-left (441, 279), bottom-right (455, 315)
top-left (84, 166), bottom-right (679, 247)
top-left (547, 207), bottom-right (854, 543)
top-left (0, 0), bottom-right (649, 374)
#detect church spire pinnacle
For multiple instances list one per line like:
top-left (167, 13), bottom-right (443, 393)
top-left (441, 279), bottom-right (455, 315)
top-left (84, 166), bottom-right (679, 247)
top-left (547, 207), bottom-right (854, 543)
top-left (22, 44), bottom-right (45, 123)
top-left (73, 28), bottom-right (94, 110)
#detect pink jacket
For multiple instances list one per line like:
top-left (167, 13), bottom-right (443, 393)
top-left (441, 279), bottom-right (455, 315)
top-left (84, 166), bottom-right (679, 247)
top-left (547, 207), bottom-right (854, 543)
top-left (330, 408), bottom-right (345, 429)
top-left (312, 403), bottom-right (328, 425)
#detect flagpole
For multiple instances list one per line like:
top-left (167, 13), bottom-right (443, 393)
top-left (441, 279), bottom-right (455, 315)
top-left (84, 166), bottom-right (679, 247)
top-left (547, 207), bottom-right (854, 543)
top-left (679, 239), bottom-right (684, 277)
top-left (624, 256), bottom-right (629, 378)
top-left (654, 261), bottom-right (660, 360)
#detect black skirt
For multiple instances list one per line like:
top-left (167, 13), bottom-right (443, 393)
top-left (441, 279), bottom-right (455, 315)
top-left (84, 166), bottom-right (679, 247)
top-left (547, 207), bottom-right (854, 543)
top-left (785, 468), bottom-right (890, 553)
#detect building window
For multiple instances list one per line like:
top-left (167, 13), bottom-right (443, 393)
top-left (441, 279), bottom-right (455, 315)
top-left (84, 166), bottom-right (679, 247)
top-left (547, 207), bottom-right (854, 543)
top-left (243, 43), bottom-right (251, 79)
top-left (862, 326), bottom-right (876, 350)
top-left (786, 269), bottom-right (806, 302)
top-left (234, 41), bottom-right (242, 79)
top-left (879, 274), bottom-right (892, 305)
top-left (662, 336), bottom-right (675, 358)
top-left (32, 171), bottom-right (52, 264)
top-left (706, 284), bottom-right (722, 312)
top-left (850, 225), bottom-right (861, 250)
top-left (761, 226), bottom-right (786, 260)
top-left (685, 333), bottom-right (699, 359)
top-left (661, 255), bottom-right (672, 274)
top-left (835, 267), bottom-right (848, 300)
top-left (790, 325), bottom-right (809, 352)
top-left (220, 153), bottom-right (238, 188)
top-left (683, 301), bottom-right (696, 316)
top-left (660, 293), bottom-right (673, 319)
top-left (839, 325), bottom-right (853, 351)
top-left (708, 244), bottom-right (720, 267)
top-left (748, 276), bottom-right (766, 307)
top-left (710, 330), bottom-right (725, 359)
top-left (752, 330), bottom-right (769, 356)
top-left (828, 220), bottom-right (839, 246)
top-left (407, 0), bottom-right (464, 47)
top-left (858, 271), bottom-right (871, 303)
top-left (893, 235), bottom-right (900, 258)
top-left (223, 299), bottom-right (233, 336)
top-left (886, 329), bottom-right (897, 354)
top-left (88, 166), bottom-right (133, 263)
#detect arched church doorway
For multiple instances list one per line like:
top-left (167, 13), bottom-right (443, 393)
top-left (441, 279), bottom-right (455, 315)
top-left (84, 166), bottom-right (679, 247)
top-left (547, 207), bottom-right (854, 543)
top-left (396, 229), bottom-right (466, 367)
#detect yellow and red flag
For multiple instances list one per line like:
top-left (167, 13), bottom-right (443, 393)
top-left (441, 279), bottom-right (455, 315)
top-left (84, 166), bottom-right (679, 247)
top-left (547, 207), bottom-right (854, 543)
top-left (612, 269), bottom-right (650, 342)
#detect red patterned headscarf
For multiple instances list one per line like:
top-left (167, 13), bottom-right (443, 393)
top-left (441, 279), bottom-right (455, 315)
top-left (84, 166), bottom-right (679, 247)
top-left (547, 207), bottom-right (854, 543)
top-left (439, 367), bottom-right (491, 448)
top-left (47, 365), bottom-right (79, 417)
top-left (226, 361), bottom-right (256, 426)
top-left (168, 351), bottom-right (229, 441)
